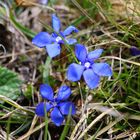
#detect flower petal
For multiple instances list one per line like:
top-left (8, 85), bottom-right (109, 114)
top-left (75, 44), bottom-right (87, 63)
top-left (87, 49), bottom-right (103, 60)
top-left (59, 101), bottom-right (76, 115)
top-left (51, 107), bottom-right (64, 126)
top-left (92, 63), bottom-right (112, 76)
top-left (63, 26), bottom-right (79, 36)
top-left (35, 102), bottom-right (53, 116)
top-left (52, 14), bottom-right (61, 33)
top-left (83, 69), bottom-right (100, 89)
top-left (66, 38), bottom-right (77, 45)
top-left (46, 43), bottom-right (61, 58)
top-left (32, 32), bottom-right (52, 47)
top-left (57, 85), bottom-right (71, 101)
top-left (130, 46), bottom-right (140, 56)
top-left (38, 0), bottom-right (48, 4)
top-left (40, 84), bottom-right (54, 100)
top-left (67, 63), bottom-right (84, 81)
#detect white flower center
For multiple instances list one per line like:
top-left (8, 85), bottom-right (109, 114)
top-left (56, 36), bottom-right (62, 42)
top-left (84, 62), bottom-right (91, 68)
top-left (53, 102), bottom-right (57, 107)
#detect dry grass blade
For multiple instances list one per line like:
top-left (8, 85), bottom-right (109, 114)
top-left (70, 114), bottom-right (89, 140)
top-left (0, 44), bottom-right (6, 55)
top-left (28, 115), bottom-right (38, 131)
top-left (77, 109), bottom-right (113, 140)
top-left (112, 130), bottom-right (137, 140)
top-left (0, 109), bottom-right (18, 120)
top-left (94, 117), bottom-right (123, 139)
top-left (88, 104), bottom-right (140, 121)
top-left (0, 95), bottom-right (34, 114)
top-left (15, 0), bottom-right (37, 6)
top-left (88, 104), bottom-right (123, 117)
top-left (71, 0), bottom-right (95, 23)
top-left (15, 0), bottom-right (55, 11)
top-left (17, 121), bottom-right (48, 140)
top-left (101, 56), bottom-right (140, 66)
top-left (0, 127), bottom-right (15, 140)
top-left (0, 48), bottom-right (40, 59)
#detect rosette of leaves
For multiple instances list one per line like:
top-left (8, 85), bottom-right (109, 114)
top-left (0, 66), bottom-right (22, 100)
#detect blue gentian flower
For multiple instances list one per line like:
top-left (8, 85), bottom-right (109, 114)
top-left (32, 14), bottom-right (79, 58)
top-left (38, 0), bottom-right (48, 4)
top-left (35, 84), bottom-right (76, 126)
top-left (67, 44), bottom-right (112, 89)
top-left (130, 46), bottom-right (140, 56)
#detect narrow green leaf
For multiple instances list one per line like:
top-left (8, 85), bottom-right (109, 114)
top-left (43, 56), bottom-right (52, 84)
top-left (9, 11), bottom-right (36, 38)
top-left (59, 108), bottom-right (72, 140)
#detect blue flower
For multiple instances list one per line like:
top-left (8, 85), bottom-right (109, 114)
top-left (38, 0), bottom-right (48, 4)
top-left (32, 14), bottom-right (79, 58)
top-left (35, 84), bottom-right (76, 126)
top-left (67, 44), bottom-right (112, 89)
top-left (130, 46), bottom-right (140, 56)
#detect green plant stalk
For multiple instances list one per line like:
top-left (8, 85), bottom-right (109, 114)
top-left (59, 107), bottom-right (72, 140)
top-left (44, 102), bottom-right (48, 140)
top-left (43, 56), bottom-right (52, 84)
top-left (6, 115), bottom-right (11, 140)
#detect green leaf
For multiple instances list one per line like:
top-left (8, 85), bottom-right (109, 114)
top-left (24, 84), bottom-right (34, 100)
top-left (59, 107), bottom-right (72, 140)
top-left (9, 11), bottom-right (36, 38)
top-left (43, 56), bottom-right (52, 84)
top-left (0, 66), bottom-right (22, 100)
